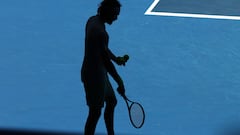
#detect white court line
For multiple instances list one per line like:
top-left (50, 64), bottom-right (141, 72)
top-left (145, 0), bottom-right (240, 20)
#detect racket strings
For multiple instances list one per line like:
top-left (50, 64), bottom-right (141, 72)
top-left (130, 103), bottom-right (145, 128)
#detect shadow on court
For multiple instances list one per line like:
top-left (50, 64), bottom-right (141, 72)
top-left (0, 128), bottom-right (138, 135)
top-left (216, 123), bottom-right (240, 135)
top-left (0, 128), bottom-right (104, 135)
top-left (0, 128), bottom-right (80, 135)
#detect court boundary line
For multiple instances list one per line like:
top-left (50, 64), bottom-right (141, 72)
top-left (144, 0), bottom-right (240, 20)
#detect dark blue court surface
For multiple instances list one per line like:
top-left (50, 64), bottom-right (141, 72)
top-left (145, 0), bottom-right (240, 20)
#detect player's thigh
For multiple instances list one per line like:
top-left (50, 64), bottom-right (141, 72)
top-left (83, 81), bottom-right (105, 108)
top-left (104, 80), bottom-right (117, 107)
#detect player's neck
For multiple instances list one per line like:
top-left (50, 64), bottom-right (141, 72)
top-left (97, 14), bottom-right (106, 25)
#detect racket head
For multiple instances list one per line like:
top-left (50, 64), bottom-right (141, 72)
top-left (128, 101), bottom-right (145, 128)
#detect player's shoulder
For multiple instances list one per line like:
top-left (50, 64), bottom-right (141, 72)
top-left (87, 15), bottom-right (102, 26)
top-left (87, 15), bottom-right (106, 33)
top-left (87, 15), bottom-right (98, 22)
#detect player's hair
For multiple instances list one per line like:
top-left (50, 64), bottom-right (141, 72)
top-left (97, 0), bottom-right (121, 16)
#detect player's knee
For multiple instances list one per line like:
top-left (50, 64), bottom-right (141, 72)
top-left (105, 94), bottom-right (117, 109)
top-left (113, 99), bottom-right (117, 107)
top-left (107, 98), bottom-right (117, 108)
top-left (89, 107), bottom-right (102, 118)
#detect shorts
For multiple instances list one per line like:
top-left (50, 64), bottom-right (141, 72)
top-left (83, 76), bottom-right (117, 108)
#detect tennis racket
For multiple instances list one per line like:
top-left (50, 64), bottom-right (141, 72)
top-left (122, 94), bottom-right (145, 129)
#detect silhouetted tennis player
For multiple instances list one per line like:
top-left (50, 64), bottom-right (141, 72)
top-left (81, 0), bottom-right (127, 135)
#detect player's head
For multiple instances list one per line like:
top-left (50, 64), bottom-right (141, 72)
top-left (97, 0), bottom-right (121, 25)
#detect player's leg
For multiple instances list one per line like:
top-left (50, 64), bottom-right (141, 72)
top-left (104, 102), bottom-right (116, 135)
top-left (104, 79), bottom-right (117, 135)
top-left (83, 81), bottom-right (105, 135)
top-left (84, 107), bottom-right (102, 135)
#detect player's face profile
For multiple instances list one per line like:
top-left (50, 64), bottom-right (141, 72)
top-left (106, 7), bottom-right (120, 24)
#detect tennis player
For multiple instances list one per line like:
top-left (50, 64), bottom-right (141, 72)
top-left (81, 0), bottom-right (126, 135)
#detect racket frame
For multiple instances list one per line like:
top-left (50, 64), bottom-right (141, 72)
top-left (123, 95), bottom-right (145, 129)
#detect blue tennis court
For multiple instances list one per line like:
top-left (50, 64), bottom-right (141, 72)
top-left (0, 0), bottom-right (240, 135)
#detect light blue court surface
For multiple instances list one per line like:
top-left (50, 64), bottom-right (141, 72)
top-left (0, 0), bottom-right (240, 135)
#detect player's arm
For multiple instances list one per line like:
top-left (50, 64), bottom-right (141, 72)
top-left (104, 56), bottom-right (123, 86)
top-left (107, 48), bottom-right (129, 66)
top-left (107, 48), bottom-right (118, 62)
top-left (100, 36), bottom-right (125, 95)
top-left (103, 51), bottom-right (125, 95)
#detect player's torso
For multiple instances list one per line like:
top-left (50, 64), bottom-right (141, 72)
top-left (82, 15), bottom-right (109, 82)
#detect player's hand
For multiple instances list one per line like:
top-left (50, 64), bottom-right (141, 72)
top-left (117, 85), bottom-right (125, 97)
top-left (116, 55), bottom-right (129, 66)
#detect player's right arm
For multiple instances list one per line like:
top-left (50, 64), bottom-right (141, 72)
top-left (107, 49), bottom-right (129, 66)
top-left (99, 32), bottom-right (125, 95)
top-left (103, 49), bottom-right (125, 95)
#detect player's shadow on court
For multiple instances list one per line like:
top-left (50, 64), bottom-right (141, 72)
top-left (0, 128), bottom-right (138, 135)
top-left (0, 128), bottom-right (107, 135)
top-left (217, 124), bottom-right (240, 135)
top-left (0, 128), bottom-right (80, 135)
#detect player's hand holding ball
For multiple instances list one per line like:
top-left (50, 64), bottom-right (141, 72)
top-left (116, 54), bottom-right (129, 66)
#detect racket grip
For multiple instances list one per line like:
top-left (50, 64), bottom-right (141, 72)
top-left (122, 93), bottom-right (127, 100)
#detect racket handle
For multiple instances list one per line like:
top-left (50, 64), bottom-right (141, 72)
top-left (122, 93), bottom-right (127, 100)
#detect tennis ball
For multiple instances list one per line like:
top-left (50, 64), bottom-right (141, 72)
top-left (123, 55), bottom-right (129, 61)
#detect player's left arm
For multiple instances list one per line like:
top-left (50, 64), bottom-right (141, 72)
top-left (107, 48), bottom-right (129, 66)
top-left (102, 46), bottom-right (126, 96)
top-left (107, 48), bottom-right (117, 62)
